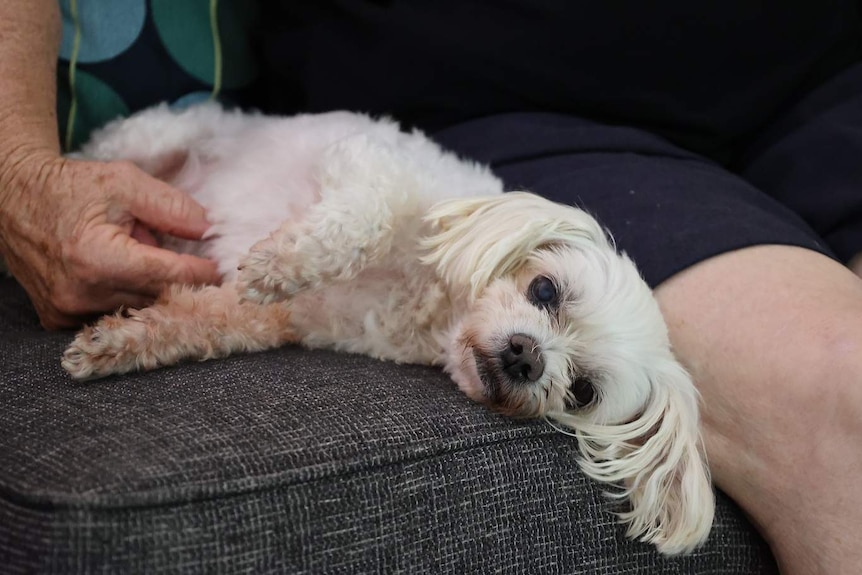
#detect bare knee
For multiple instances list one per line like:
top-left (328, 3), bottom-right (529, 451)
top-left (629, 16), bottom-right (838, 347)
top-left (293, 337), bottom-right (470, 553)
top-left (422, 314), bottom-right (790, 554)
top-left (654, 245), bottom-right (862, 477)
top-left (654, 245), bottom-right (862, 574)
top-left (849, 251), bottom-right (862, 278)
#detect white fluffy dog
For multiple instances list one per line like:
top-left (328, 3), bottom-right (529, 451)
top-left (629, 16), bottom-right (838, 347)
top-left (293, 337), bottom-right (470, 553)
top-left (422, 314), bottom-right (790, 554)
top-left (61, 103), bottom-right (714, 554)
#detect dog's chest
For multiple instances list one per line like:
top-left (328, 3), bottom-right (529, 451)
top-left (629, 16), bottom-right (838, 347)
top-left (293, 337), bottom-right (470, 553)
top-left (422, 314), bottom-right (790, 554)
top-left (287, 265), bottom-right (452, 365)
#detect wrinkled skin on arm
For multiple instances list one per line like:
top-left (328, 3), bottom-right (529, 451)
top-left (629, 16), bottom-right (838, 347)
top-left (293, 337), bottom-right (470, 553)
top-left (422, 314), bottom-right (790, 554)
top-left (0, 0), bottom-right (219, 329)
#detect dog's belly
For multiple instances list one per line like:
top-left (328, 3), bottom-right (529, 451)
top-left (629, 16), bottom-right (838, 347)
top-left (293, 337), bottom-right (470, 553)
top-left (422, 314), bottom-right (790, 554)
top-left (165, 161), bottom-right (321, 280)
top-left (161, 212), bottom-right (306, 282)
top-left (134, 105), bottom-right (507, 293)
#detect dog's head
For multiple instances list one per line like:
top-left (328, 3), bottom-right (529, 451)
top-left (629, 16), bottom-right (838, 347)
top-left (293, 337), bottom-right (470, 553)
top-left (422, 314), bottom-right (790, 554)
top-left (422, 192), bottom-right (714, 555)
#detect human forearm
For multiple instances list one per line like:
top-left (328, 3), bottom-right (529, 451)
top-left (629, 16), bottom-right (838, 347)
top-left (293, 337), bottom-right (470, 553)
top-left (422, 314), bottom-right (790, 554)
top-left (0, 0), bottom-right (62, 174)
top-left (0, 0), bottom-right (62, 265)
top-left (0, 0), bottom-right (61, 281)
top-left (0, 1), bottom-right (220, 328)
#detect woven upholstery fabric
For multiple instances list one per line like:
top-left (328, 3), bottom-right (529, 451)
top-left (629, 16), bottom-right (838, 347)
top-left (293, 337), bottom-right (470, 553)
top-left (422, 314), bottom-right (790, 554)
top-left (0, 278), bottom-right (777, 573)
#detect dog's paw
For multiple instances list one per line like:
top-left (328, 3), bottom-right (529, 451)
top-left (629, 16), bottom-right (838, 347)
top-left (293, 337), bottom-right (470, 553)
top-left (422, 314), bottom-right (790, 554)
top-left (237, 235), bottom-right (311, 304)
top-left (61, 318), bottom-right (150, 380)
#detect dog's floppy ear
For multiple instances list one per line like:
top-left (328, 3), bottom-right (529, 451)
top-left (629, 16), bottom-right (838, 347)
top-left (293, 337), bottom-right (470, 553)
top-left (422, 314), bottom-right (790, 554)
top-left (555, 359), bottom-right (715, 555)
top-left (422, 192), bottom-right (610, 299)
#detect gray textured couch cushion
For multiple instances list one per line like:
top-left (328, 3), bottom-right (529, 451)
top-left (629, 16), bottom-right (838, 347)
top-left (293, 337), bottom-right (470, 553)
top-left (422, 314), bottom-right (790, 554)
top-left (0, 277), bottom-right (777, 573)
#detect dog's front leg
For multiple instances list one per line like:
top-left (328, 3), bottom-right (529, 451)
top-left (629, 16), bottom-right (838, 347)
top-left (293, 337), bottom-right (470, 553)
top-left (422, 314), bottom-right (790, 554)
top-left (236, 209), bottom-right (402, 303)
top-left (237, 136), bottom-right (422, 303)
top-left (62, 284), bottom-right (296, 380)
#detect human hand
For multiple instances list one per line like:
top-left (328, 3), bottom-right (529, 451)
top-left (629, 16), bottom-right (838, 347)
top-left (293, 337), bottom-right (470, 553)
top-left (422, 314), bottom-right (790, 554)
top-left (0, 153), bottom-right (221, 329)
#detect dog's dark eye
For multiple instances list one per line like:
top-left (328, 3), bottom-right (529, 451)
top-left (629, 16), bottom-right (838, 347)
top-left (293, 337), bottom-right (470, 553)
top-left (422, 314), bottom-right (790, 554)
top-left (528, 276), bottom-right (558, 309)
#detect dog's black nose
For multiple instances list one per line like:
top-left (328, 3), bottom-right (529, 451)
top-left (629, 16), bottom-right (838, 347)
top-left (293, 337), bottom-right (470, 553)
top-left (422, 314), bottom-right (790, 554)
top-left (500, 334), bottom-right (545, 383)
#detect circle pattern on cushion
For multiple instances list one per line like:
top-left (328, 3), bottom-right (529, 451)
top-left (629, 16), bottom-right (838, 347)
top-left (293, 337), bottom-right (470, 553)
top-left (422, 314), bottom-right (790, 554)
top-left (58, 0), bottom-right (146, 63)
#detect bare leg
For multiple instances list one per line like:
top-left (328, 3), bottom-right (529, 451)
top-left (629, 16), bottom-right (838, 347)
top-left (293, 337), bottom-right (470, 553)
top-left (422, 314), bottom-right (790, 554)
top-left (62, 284), bottom-right (296, 380)
top-left (654, 245), bottom-right (862, 574)
top-left (850, 252), bottom-right (862, 279)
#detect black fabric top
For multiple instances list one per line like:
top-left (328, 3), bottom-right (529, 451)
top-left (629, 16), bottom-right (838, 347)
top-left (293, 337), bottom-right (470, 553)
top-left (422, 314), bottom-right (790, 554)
top-left (254, 0), bottom-right (862, 163)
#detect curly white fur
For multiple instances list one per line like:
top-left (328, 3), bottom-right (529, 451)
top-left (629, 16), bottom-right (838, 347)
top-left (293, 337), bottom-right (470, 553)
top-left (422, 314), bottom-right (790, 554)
top-left (61, 103), bottom-right (714, 554)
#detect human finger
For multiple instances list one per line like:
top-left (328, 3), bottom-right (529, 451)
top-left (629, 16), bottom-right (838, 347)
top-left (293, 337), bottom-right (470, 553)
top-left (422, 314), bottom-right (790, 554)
top-left (124, 170), bottom-right (211, 240)
top-left (107, 243), bottom-right (221, 295)
top-left (130, 221), bottom-right (159, 247)
top-left (37, 290), bottom-right (155, 330)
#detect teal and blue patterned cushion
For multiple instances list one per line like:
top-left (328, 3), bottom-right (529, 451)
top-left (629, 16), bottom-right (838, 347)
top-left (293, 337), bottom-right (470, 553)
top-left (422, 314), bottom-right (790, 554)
top-left (56, 0), bottom-right (258, 151)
